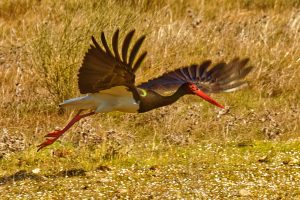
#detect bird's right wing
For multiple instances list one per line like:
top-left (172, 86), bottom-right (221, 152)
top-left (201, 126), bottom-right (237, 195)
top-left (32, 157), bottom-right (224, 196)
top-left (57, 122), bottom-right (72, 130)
top-left (138, 58), bottom-right (253, 94)
top-left (78, 29), bottom-right (147, 94)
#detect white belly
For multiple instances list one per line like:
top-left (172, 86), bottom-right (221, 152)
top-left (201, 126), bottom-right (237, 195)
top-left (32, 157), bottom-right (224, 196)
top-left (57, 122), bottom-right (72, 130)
top-left (91, 93), bottom-right (139, 113)
top-left (60, 86), bottom-right (140, 113)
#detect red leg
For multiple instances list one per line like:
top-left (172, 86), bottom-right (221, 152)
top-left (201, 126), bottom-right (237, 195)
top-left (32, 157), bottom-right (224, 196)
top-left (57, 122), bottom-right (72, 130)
top-left (37, 110), bottom-right (95, 151)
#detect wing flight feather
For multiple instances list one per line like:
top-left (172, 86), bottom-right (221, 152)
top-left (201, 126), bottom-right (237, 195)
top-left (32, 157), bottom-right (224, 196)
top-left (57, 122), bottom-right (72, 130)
top-left (138, 58), bottom-right (253, 94)
top-left (78, 29), bottom-right (147, 94)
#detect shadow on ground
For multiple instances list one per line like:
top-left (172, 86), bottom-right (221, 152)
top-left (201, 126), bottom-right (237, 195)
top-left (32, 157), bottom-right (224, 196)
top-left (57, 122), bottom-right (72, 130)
top-left (0, 168), bottom-right (87, 185)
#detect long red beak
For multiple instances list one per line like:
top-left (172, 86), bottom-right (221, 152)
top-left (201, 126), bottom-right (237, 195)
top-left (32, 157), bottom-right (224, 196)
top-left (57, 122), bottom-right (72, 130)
top-left (193, 89), bottom-right (224, 109)
top-left (188, 84), bottom-right (224, 109)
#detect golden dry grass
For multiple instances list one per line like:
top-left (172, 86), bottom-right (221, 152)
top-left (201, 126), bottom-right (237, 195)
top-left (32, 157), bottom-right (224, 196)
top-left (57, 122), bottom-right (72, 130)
top-left (1, 0), bottom-right (299, 144)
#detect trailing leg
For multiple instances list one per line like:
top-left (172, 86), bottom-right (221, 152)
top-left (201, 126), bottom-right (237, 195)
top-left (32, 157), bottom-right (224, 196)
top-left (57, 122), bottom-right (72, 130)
top-left (37, 110), bottom-right (95, 151)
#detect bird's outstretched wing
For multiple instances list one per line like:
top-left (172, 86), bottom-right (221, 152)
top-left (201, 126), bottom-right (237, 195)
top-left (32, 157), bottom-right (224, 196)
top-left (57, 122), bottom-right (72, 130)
top-left (78, 29), bottom-right (147, 94)
top-left (138, 58), bottom-right (253, 94)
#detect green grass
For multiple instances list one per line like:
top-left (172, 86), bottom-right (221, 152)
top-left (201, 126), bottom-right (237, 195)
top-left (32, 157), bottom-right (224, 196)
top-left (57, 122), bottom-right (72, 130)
top-left (0, 0), bottom-right (300, 198)
top-left (1, 141), bottom-right (300, 199)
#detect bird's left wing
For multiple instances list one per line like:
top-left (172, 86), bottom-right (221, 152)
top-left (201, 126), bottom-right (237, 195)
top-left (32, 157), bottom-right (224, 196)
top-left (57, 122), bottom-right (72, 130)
top-left (138, 58), bottom-right (253, 94)
top-left (78, 29), bottom-right (147, 94)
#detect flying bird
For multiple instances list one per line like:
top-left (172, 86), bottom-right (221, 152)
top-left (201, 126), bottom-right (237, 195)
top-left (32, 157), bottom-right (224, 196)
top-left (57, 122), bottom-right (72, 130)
top-left (37, 29), bottom-right (253, 151)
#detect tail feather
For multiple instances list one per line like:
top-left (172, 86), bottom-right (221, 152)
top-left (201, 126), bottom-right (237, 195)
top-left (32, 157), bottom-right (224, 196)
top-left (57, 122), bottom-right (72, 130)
top-left (59, 96), bottom-right (94, 110)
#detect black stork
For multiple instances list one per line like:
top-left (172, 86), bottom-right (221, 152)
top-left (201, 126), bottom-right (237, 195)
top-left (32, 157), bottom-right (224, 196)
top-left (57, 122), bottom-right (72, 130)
top-left (37, 29), bottom-right (253, 151)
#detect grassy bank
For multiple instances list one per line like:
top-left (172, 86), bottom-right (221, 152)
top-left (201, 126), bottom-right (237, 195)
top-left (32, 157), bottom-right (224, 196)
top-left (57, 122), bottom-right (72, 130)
top-left (0, 0), bottom-right (299, 198)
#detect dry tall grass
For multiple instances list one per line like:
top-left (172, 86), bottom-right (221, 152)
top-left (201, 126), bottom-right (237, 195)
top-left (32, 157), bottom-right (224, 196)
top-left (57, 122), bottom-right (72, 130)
top-left (0, 0), bottom-right (299, 153)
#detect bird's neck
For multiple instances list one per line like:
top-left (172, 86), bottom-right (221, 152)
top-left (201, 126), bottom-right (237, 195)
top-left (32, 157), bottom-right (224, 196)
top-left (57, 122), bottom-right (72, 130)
top-left (138, 84), bottom-right (188, 113)
top-left (158, 86), bottom-right (187, 107)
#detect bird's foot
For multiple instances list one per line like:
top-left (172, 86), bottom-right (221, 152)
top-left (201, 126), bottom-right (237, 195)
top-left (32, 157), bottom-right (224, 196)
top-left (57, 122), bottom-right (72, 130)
top-left (37, 111), bottom-right (95, 152)
top-left (37, 130), bottom-right (65, 151)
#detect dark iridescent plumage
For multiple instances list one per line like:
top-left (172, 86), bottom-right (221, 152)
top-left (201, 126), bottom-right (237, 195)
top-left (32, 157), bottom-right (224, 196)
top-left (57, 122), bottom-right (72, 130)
top-left (138, 58), bottom-right (253, 95)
